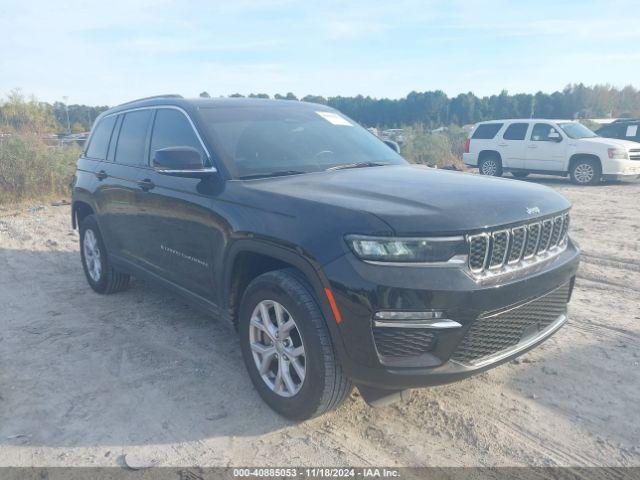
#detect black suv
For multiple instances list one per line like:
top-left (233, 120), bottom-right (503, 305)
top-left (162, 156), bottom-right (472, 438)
top-left (596, 119), bottom-right (640, 144)
top-left (72, 95), bottom-right (580, 419)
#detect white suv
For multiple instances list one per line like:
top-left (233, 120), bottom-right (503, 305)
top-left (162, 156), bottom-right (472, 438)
top-left (463, 119), bottom-right (640, 185)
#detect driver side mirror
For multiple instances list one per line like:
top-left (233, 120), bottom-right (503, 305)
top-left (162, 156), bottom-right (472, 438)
top-left (383, 139), bottom-right (401, 153)
top-left (153, 146), bottom-right (216, 178)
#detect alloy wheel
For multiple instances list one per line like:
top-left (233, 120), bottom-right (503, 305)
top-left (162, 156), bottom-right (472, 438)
top-left (249, 300), bottom-right (306, 397)
top-left (481, 159), bottom-right (497, 175)
top-left (83, 229), bottom-right (102, 282)
top-left (574, 163), bottom-right (595, 184)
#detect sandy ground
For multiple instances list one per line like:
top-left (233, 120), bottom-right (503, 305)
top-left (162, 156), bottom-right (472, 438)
top-left (0, 176), bottom-right (639, 468)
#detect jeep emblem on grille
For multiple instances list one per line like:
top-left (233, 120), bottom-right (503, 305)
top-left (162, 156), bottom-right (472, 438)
top-left (526, 206), bottom-right (541, 215)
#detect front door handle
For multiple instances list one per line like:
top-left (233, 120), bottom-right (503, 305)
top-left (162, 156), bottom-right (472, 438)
top-left (95, 170), bottom-right (108, 180)
top-left (137, 178), bottom-right (155, 191)
top-left (528, 145), bottom-right (538, 149)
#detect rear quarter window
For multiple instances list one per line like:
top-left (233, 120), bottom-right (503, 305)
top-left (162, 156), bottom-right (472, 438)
top-left (472, 123), bottom-right (504, 140)
top-left (85, 116), bottom-right (116, 160)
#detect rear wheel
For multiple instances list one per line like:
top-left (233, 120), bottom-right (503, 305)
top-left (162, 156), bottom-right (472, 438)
top-left (79, 215), bottom-right (130, 294)
top-left (570, 158), bottom-right (601, 185)
top-left (479, 155), bottom-right (503, 177)
top-left (239, 269), bottom-right (352, 420)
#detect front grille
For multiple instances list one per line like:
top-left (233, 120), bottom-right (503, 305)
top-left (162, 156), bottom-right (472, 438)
top-left (467, 212), bottom-right (569, 277)
top-left (372, 327), bottom-right (436, 358)
top-left (450, 282), bottom-right (570, 365)
top-left (629, 149), bottom-right (640, 161)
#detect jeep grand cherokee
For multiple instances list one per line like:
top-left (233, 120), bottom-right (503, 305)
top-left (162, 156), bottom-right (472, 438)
top-left (72, 95), bottom-right (580, 420)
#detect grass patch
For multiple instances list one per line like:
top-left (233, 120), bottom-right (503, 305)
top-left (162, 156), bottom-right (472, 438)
top-left (0, 134), bottom-right (80, 204)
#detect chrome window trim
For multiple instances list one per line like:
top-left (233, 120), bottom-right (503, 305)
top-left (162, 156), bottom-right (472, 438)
top-left (99, 105), bottom-right (212, 161)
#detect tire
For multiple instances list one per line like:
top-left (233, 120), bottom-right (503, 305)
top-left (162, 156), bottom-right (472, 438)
top-left (511, 171), bottom-right (529, 178)
top-left (479, 155), bottom-right (503, 177)
top-left (79, 215), bottom-right (130, 294)
top-left (570, 158), bottom-right (601, 185)
top-left (238, 269), bottom-right (352, 420)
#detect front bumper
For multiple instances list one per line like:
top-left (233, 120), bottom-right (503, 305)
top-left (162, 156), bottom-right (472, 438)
top-left (322, 241), bottom-right (580, 389)
top-left (602, 173), bottom-right (640, 181)
top-left (602, 158), bottom-right (640, 178)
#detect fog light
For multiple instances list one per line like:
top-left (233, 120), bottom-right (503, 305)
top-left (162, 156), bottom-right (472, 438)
top-left (373, 311), bottom-right (461, 329)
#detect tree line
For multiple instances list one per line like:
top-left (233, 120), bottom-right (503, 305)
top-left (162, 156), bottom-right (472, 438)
top-left (2, 84), bottom-right (639, 134)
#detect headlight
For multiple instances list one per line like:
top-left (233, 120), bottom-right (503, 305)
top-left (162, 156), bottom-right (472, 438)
top-left (346, 235), bottom-right (466, 263)
top-left (608, 148), bottom-right (628, 159)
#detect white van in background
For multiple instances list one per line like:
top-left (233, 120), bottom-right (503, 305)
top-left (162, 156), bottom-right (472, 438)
top-left (463, 119), bottom-right (640, 185)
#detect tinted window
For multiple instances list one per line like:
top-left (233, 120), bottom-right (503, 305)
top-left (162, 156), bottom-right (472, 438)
top-left (85, 116), bottom-right (116, 159)
top-left (150, 109), bottom-right (204, 163)
top-left (531, 123), bottom-right (561, 142)
top-left (472, 123), bottom-right (503, 139)
top-left (596, 125), bottom-right (618, 138)
top-left (199, 106), bottom-right (406, 179)
top-left (503, 123), bottom-right (528, 140)
top-left (115, 110), bottom-right (152, 166)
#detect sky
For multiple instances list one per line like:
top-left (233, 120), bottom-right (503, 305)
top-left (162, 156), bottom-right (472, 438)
top-left (1, 0), bottom-right (639, 106)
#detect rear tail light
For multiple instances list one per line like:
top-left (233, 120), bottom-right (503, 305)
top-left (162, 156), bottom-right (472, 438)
top-left (464, 137), bottom-right (470, 153)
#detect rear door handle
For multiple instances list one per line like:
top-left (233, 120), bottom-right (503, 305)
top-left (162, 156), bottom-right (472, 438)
top-left (498, 143), bottom-right (508, 147)
top-left (95, 170), bottom-right (108, 180)
top-left (137, 178), bottom-right (155, 191)
top-left (528, 145), bottom-right (538, 149)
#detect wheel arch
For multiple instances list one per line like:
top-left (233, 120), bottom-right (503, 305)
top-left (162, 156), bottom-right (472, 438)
top-left (222, 240), bottom-right (343, 341)
top-left (72, 200), bottom-right (95, 230)
top-left (478, 150), bottom-right (502, 163)
top-left (569, 153), bottom-right (602, 172)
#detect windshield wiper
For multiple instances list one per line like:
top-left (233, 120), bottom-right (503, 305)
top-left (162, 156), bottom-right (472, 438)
top-left (239, 170), bottom-right (306, 180)
top-left (325, 162), bottom-right (387, 171)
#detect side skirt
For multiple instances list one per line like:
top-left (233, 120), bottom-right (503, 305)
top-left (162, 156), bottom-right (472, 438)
top-left (109, 253), bottom-right (228, 322)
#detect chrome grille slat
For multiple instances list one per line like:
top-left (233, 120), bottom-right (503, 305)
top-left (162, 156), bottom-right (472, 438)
top-left (467, 213), bottom-right (570, 279)
top-left (489, 230), bottom-right (509, 269)
top-left (508, 226), bottom-right (527, 264)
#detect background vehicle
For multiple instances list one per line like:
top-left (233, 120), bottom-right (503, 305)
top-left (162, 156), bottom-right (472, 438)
top-left (463, 119), bottom-right (640, 184)
top-left (73, 96), bottom-right (580, 420)
top-left (597, 119), bottom-right (640, 144)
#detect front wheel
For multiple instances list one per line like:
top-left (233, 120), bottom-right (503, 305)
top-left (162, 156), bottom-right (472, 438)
top-left (239, 269), bottom-right (352, 420)
top-left (570, 158), bottom-right (601, 185)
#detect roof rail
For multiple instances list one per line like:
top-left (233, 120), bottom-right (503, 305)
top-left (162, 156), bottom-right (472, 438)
top-left (116, 94), bottom-right (183, 107)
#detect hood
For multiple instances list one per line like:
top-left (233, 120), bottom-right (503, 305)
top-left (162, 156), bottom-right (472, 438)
top-left (242, 165), bottom-right (571, 235)
top-left (576, 136), bottom-right (639, 150)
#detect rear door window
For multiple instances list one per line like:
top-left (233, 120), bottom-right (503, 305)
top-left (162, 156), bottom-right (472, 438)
top-left (472, 123), bottom-right (503, 139)
top-left (85, 116), bottom-right (116, 160)
top-left (502, 123), bottom-right (529, 141)
top-left (115, 110), bottom-right (152, 166)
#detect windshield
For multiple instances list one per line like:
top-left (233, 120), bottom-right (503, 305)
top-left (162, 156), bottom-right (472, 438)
top-left (558, 122), bottom-right (598, 139)
top-left (199, 105), bottom-right (406, 178)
